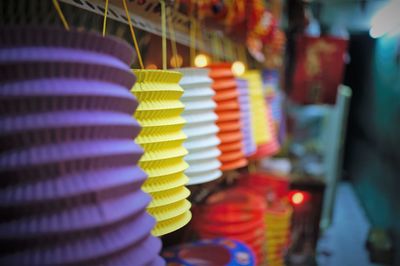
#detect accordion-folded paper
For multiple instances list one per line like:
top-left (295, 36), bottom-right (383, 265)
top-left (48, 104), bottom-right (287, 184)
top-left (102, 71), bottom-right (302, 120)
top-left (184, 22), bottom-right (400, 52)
top-left (209, 63), bottom-right (247, 171)
top-left (178, 68), bottom-right (222, 185)
top-left (131, 70), bottom-right (191, 236)
top-left (0, 26), bottom-right (164, 266)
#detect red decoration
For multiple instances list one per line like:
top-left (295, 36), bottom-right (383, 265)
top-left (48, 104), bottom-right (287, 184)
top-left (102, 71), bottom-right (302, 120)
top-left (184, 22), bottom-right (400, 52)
top-left (290, 35), bottom-right (348, 104)
top-left (193, 188), bottom-right (267, 265)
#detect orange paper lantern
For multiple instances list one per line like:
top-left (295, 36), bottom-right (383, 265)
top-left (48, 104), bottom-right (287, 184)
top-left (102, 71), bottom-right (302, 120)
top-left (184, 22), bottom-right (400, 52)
top-left (209, 63), bottom-right (247, 171)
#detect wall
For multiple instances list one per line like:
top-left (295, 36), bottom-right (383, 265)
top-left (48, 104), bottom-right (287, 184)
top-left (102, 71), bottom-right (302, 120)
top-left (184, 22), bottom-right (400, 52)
top-left (344, 33), bottom-right (400, 264)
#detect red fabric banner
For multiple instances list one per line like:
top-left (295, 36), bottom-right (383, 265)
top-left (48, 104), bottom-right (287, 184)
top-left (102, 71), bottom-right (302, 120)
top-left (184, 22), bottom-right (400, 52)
top-left (290, 35), bottom-right (348, 104)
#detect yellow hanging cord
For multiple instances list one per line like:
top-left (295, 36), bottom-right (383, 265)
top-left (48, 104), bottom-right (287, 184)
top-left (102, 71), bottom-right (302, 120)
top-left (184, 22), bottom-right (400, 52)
top-left (190, 17), bottom-right (197, 67)
top-left (226, 39), bottom-right (234, 61)
top-left (189, 1), bottom-right (197, 67)
top-left (122, 0), bottom-right (144, 69)
top-left (211, 33), bottom-right (221, 62)
top-left (196, 26), bottom-right (204, 54)
top-left (102, 0), bottom-right (109, 36)
top-left (217, 35), bottom-right (224, 61)
top-left (195, 4), bottom-right (205, 55)
top-left (239, 45), bottom-right (248, 66)
top-left (52, 0), bottom-right (69, 31)
top-left (167, 1), bottom-right (179, 66)
top-left (210, 33), bottom-right (216, 61)
top-left (160, 0), bottom-right (167, 70)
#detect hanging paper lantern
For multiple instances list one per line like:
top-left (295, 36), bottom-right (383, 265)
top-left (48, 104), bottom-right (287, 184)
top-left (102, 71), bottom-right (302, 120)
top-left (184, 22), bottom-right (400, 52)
top-left (162, 238), bottom-right (255, 266)
top-left (0, 27), bottom-right (164, 265)
top-left (209, 63), bottom-right (247, 171)
top-left (262, 69), bottom-right (286, 145)
top-left (264, 203), bottom-right (292, 266)
top-left (236, 78), bottom-right (256, 157)
top-left (254, 103), bottom-right (280, 158)
top-left (242, 70), bottom-right (271, 155)
top-left (238, 173), bottom-right (290, 202)
top-left (131, 70), bottom-right (191, 236)
top-left (177, 68), bottom-right (222, 185)
top-left (193, 188), bottom-right (267, 265)
top-left (267, 90), bottom-right (286, 146)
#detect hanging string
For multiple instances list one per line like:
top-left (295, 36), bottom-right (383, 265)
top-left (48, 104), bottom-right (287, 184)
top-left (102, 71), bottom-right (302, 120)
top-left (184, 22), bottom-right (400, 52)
top-left (195, 3), bottom-right (206, 55)
top-left (211, 33), bottom-right (222, 62)
top-left (160, 0), bottom-right (167, 70)
top-left (239, 45), bottom-right (248, 67)
top-left (167, 1), bottom-right (179, 66)
top-left (102, 0), bottom-right (109, 36)
top-left (216, 34), bottom-right (224, 61)
top-left (210, 33), bottom-right (217, 61)
top-left (189, 1), bottom-right (197, 67)
top-left (197, 28), bottom-right (204, 55)
top-left (122, 0), bottom-right (144, 69)
top-left (190, 17), bottom-right (197, 66)
top-left (226, 39), bottom-right (234, 61)
top-left (52, 0), bottom-right (70, 31)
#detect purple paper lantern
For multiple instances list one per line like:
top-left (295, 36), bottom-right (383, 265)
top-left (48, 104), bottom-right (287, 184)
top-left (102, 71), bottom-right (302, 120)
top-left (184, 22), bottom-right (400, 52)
top-left (0, 27), bottom-right (164, 265)
top-left (236, 78), bottom-right (256, 157)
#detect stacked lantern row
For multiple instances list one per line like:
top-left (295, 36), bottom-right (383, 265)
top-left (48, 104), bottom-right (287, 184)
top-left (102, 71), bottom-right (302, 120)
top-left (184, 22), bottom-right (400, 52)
top-left (193, 189), bottom-right (268, 265)
top-left (0, 27), bottom-right (163, 265)
top-left (131, 70), bottom-right (192, 236)
top-left (0, 26), bottom-right (284, 266)
top-left (242, 70), bottom-right (281, 160)
top-left (178, 68), bottom-right (222, 185)
top-left (209, 63), bottom-right (247, 171)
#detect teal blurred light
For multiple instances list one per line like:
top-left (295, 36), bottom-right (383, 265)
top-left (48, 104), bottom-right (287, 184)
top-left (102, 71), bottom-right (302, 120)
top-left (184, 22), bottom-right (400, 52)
top-left (369, 0), bottom-right (400, 38)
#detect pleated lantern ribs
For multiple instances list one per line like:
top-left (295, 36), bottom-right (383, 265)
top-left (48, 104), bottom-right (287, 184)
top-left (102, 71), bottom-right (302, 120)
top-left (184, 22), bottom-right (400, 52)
top-left (131, 70), bottom-right (192, 237)
top-left (177, 67), bottom-right (222, 185)
top-left (0, 26), bottom-right (164, 266)
top-left (209, 63), bottom-right (247, 171)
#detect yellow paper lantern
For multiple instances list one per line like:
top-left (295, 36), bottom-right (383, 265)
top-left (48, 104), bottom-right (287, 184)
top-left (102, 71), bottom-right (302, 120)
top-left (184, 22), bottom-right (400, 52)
top-left (242, 70), bottom-right (272, 146)
top-left (131, 69), bottom-right (191, 236)
top-left (264, 203), bottom-right (293, 266)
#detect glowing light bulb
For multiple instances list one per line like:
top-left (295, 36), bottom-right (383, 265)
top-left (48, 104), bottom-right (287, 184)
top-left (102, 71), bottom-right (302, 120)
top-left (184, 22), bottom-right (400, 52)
top-left (194, 54), bottom-right (209, 67)
top-left (146, 64), bottom-right (158, 69)
top-left (291, 192), bottom-right (305, 205)
top-left (170, 54), bottom-right (183, 68)
top-left (231, 61), bottom-right (246, 76)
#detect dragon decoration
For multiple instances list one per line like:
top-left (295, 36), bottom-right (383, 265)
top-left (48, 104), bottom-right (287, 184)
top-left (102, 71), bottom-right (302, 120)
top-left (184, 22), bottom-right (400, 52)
top-left (178, 0), bottom-right (286, 68)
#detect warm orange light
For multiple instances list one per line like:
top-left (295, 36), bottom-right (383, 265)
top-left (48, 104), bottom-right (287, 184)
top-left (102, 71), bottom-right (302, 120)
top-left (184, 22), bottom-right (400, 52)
top-left (146, 64), bottom-right (158, 69)
top-left (231, 61), bottom-right (246, 76)
top-left (291, 192), bottom-right (305, 205)
top-left (170, 54), bottom-right (183, 68)
top-left (194, 54), bottom-right (209, 67)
